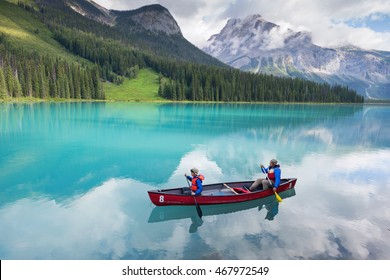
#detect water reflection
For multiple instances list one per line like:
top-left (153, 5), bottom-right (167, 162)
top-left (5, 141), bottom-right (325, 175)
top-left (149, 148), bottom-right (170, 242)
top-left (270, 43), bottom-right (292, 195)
top-left (1, 102), bottom-right (384, 202)
top-left (0, 145), bottom-right (389, 260)
top-left (148, 188), bottom-right (297, 233)
top-left (1, 103), bottom-right (390, 260)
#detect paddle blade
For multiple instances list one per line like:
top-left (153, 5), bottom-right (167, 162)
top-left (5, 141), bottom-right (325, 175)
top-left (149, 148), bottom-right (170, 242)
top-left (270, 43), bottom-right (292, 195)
top-left (195, 203), bottom-right (203, 218)
top-left (193, 196), bottom-right (203, 218)
top-left (275, 192), bottom-right (282, 203)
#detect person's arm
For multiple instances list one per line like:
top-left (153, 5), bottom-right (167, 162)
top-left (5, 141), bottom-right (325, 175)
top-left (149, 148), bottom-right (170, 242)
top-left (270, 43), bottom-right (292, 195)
top-left (261, 165), bottom-right (268, 173)
top-left (194, 178), bottom-right (203, 195)
top-left (274, 168), bottom-right (281, 188)
top-left (185, 175), bottom-right (193, 181)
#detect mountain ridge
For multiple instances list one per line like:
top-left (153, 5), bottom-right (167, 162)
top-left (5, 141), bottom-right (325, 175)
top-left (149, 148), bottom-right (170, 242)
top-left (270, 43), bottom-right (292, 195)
top-left (66, 1), bottom-right (183, 36)
top-left (203, 14), bottom-right (390, 99)
top-left (0, 0), bottom-right (363, 103)
top-left (72, 0), bottom-right (225, 66)
top-left (68, 0), bottom-right (116, 26)
top-left (113, 4), bottom-right (182, 36)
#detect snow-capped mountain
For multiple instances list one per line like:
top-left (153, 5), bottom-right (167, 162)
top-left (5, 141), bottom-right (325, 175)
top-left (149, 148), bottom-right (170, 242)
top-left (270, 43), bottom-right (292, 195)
top-left (203, 15), bottom-right (390, 99)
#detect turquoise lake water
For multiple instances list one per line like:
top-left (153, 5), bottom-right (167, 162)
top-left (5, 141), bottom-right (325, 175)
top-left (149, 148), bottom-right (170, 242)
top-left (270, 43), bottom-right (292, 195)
top-left (0, 102), bottom-right (389, 260)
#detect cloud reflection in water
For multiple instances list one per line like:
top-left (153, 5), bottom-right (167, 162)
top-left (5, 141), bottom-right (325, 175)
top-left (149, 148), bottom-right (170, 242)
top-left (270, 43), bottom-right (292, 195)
top-left (1, 103), bottom-right (389, 259)
top-left (0, 148), bottom-right (389, 260)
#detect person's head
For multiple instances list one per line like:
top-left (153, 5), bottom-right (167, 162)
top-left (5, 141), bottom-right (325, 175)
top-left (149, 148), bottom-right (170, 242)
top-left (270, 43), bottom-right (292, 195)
top-left (270, 159), bottom-right (278, 166)
top-left (190, 167), bottom-right (199, 176)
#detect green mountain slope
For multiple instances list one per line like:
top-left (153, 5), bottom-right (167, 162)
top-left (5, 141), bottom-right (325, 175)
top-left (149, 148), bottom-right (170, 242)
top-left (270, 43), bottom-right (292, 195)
top-left (34, 0), bottom-right (226, 68)
top-left (0, 0), bottom-right (364, 103)
top-left (0, 0), bottom-right (105, 101)
top-left (0, 1), bottom-right (84, 62)
top-left (104, 68), bottom-right (163, 102)
top-left (112, 5), bottom-right (227, 67)
top-left (0, 0), bottom-right (156, 101)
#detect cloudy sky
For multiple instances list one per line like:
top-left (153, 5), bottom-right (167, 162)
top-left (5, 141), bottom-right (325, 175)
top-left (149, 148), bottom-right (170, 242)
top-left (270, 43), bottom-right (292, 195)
top-left (93, 0), bottom-right (390, 51)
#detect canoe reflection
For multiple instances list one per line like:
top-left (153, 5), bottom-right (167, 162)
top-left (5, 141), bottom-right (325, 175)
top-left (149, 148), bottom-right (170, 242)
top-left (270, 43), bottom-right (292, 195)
top-left (148, 188), bottom-right (296, 232)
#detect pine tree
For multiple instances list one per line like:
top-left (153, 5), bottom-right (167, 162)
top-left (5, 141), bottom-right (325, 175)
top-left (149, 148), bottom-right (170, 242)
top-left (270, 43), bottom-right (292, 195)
top-left (39, 65), bottom-right (48, 98)
top-left (31, 64), bottom-right (40, 97)
top-left (49, 75), bottom-right (56, 98)
top-left (63, 74), bottom-right (70, 99)
top-left (0, 68), bottom-right (8, 99)
top-left (163, 82), bottom-right (172, 99)
top-left (18, 62), bottom-right (26, 95)
top-left (25, 63), bottom-right (33, 97)
top-left (158, 83), bottom-right (163, 97)
top-left (74, 67), bottom-right (81, 99)
top-left (68, 66), bottom-right (75, 99)
top-left (13, 71), bottom-right (22, 98)
top-left (5, 65), bottom-right (15, 97)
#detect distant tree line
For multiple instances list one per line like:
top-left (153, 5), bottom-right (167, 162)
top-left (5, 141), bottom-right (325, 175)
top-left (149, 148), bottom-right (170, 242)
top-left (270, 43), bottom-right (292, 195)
top-left (3, 1), bottom-right (364, 103)
top-left (46, 24), bottom-right (362, 103)
top-left (0, 36), bottom-right (104, 100)
top-left (153, 61), bottom-right (363, 103)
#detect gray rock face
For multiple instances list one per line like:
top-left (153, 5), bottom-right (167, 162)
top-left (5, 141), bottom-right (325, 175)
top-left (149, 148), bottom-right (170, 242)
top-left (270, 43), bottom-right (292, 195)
top-left (203, 15), bottom-right (390, 99)
top-left (67, 0), bottom-right (116, 26)
top-left (66, 1), bottom-right (182, 36)
top-left (120, 5), bottom-right (182, 36)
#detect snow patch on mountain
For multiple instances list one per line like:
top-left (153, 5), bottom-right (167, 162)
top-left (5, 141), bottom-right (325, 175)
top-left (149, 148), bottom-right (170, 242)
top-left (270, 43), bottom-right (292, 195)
top-left (203, 14), bottom-right (390, 99)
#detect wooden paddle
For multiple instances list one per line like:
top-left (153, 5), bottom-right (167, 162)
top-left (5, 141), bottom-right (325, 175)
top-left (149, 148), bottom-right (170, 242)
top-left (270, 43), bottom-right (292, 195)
top-left (262, 166), bottom-right (282, 203)
top-left (223, 183), bottom-right (239, 194)
top-left (185, 176), bottom-right (203, 218)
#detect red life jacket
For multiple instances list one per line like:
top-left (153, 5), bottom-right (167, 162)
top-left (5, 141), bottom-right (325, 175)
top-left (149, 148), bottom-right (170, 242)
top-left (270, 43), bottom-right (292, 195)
top-left (191, 174), bottom-right (204, 191)
top-left (268, 168), bottom-right (275, 181)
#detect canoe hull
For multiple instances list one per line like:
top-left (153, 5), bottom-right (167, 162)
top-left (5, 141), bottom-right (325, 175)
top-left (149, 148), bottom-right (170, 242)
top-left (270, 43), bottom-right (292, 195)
top-left (148, 188), bottom-right (297, 223)
top-left (148, 178), bottom-right (297, 206)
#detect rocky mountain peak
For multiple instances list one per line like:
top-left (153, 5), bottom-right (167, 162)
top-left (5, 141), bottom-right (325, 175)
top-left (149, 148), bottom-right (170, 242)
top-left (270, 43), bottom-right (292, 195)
top-left (65, 0), bottom-right (116, 26)
top-left (113, 4), bottom-right (182, 36)
top-left (214, 14), bottom-right (279, 40)
top-left (203, 14), bottom-right (390, 99)
top-left (60, 1), bottom-right (182, 36)
top-left (205, 14), bottom-right (301, 59)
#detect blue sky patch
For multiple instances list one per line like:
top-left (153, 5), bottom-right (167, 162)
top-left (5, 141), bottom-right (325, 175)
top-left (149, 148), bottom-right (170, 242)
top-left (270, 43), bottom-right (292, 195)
top-left (344, 13), bottom-right (390, 33)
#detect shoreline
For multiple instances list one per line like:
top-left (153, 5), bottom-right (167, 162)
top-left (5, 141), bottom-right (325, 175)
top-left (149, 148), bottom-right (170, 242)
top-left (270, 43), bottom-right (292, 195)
top-left (0, 97), bottom-right (373, 105)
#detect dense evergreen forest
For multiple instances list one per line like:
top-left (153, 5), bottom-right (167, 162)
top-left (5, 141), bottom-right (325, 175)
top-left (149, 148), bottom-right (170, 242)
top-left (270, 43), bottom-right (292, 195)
top-left (0, 0), bottom-right (364, 103)
top-left (0, 35), bottom-right (104, 100)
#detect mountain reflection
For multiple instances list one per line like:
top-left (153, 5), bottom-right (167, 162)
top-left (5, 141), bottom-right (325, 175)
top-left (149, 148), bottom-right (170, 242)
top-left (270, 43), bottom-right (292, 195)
top-left (1, 103), bottom-right (390, 260)
top-left (2, 103), bottom-right (386, 204)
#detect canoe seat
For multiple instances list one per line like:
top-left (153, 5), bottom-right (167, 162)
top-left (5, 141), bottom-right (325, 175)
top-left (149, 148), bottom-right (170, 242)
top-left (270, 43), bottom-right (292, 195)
top-left (182, 187), bottom-right (191, 195)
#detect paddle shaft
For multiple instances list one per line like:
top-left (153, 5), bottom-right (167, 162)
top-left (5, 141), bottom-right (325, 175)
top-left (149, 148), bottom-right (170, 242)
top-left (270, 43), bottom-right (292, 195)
top-left (223, 183), bottom-right (239, 194)
top-left (262, 166), bottom-right (282, 202)
top-left (186, 175), bottom-right (203, 218)
top-left (261, 167), bottom-right (273, 186)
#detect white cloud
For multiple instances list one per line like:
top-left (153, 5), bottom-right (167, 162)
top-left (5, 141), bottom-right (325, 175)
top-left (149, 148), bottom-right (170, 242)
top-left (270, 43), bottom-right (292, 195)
top-left (94, 0), bottom-right (390, 51)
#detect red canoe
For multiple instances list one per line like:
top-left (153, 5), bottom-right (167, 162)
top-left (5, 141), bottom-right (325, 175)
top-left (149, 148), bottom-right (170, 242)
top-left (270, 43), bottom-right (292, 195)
top-left (148, 178), bottom-right (297, 206)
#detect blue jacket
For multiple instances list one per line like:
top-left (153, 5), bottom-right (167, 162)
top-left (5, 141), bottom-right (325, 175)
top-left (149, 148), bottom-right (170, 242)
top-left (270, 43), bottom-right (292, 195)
top-left (262, 165), bottom-right (281, 188)
top-left (186, 175), bottom-right (203, 196)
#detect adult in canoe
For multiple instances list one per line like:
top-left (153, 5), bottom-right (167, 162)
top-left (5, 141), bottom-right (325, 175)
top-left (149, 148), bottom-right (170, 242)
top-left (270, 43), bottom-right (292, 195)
top-left (148, 178), bottom-right (296, 206)
top-left (185, 167), bottom-right (204, 196)
top-left (249, 159), bottom-right (281, 192)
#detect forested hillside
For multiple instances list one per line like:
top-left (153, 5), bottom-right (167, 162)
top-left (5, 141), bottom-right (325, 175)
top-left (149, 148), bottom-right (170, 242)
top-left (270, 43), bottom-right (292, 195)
top-left (0, 37), bottom-right (103, 99)
top-left (0, 0), bottom-right (364, 103)
top-left (0, 0), bottom-right (104, 100)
